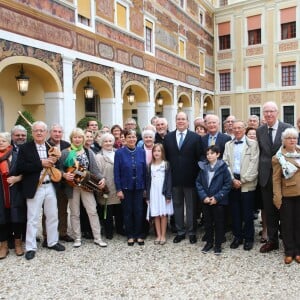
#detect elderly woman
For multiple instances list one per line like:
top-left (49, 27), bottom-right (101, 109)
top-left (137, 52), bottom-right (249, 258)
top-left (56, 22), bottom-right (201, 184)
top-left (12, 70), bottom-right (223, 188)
top-left (114, 129), bottom-right (147, 246)
top-left (272, 128), bottom-right (300, 264)
top-left (95, 133), bottom-right (123, 239)
top-left (0, 132), bottom-right (26, 258)
top-left (60, 128), bottom-right (107, 248)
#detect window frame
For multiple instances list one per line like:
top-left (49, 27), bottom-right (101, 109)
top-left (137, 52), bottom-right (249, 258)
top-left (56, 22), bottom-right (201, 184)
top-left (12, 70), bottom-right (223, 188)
top-left (145, 18), bottom-right (155, 54)
top-left (281, 22), bottom-right (296, 40)
top-left (179, 37), bottom-right (186, 59)
top-left (282, 105), bottom-right (295, 126)
top-left (115, 1), bottom-right (130, 30)
top-left (281, 64), bottom-right (296, 86)
top-left (248, 29), bottom-right (261, 45)
top-left (219, 71), bottom-right (231, 91)
top-left (219, 35), bottom-right (231, 50)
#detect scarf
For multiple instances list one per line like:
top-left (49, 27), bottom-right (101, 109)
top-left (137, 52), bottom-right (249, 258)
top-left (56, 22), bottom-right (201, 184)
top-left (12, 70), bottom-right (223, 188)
top-left (64, 144), bottom-right (83, 167)
top-left (276, 146), bottom-right (300, 179)
top-left (0, 145), bottom-right (13, 208)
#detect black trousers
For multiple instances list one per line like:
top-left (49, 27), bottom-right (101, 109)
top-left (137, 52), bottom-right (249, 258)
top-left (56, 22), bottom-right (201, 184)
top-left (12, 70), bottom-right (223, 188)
top-left (280, 196), bottom-right (300, 256)
top-left (261, 176), bottom-right (280, 243)
top-left (202, 204), bottom-right (225, 247)
top-left (98, 204), bottom-right (124, 237)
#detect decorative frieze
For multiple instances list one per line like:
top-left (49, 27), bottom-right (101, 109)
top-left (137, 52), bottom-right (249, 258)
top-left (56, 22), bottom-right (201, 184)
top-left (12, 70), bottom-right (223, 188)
top-left (0, 39), bottom-right (63, 84)
top-left (281, 91), bottom-right (295, 102)
top-left (246, 46), bottom-right (263, 56)
top-left (0, 5), bottom-right (73, 48)
top-left (219, 96), bottom-right (230, 106)
top-left (217, 51), bottom-right (232, 60)
top-left (248, 94), bottom-right (261, 104)
top-left (77, 35), bottom-right (95, 56)
top-left (98, 43), bottom-right (114, 60)
top-left (73, 59), bottom-right (115, 91)
top-left (132, 55), bottom-right (144, 69)
top-left (279, 41), bottom-right (298, 52)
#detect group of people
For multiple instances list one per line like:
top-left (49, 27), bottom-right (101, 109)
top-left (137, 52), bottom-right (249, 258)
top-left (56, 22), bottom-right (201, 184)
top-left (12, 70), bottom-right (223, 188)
top-left (1, 102), bottom-right (300, 264)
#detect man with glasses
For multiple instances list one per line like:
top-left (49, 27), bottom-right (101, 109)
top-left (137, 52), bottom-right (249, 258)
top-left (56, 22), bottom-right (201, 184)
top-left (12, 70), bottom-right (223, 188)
top-left (224, 115), bottom-right (236, 138)
top-left (86, 119), bottom-right (99, 133)
top-left (11, 125), bottom-right (27, 152)
top-left (257, 101), bottom-right (292, 253)
top-left (16, 121), bottom-right (65, 260)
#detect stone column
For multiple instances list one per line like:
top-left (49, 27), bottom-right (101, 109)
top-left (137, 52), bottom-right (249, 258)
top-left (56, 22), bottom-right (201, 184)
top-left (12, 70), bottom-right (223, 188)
top-left (44, 91), bottom-right (64, 126)
top-left (62, 55), bottom-right (76, 138)
top-left (137, 102), bottom-right (155, 130)
top-left (100, 98), bottom-right (115, 126)
top-left (114, 68), bottom-right (123, 126)
top-left (199, 92), bottom-right (204, 119)
top-left (163, 105), bottom-right (177, 131)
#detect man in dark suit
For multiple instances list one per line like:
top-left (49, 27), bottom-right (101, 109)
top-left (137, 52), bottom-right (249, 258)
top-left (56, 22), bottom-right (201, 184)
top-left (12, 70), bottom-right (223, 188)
top-left (164, 112), bottom-right (204, 244)
top-left (45, 124), bottom-right (73, 243)
top-left (16, 121), bottom-right (65, 260)
top-left (201, 114), bottom-right (231, 159)
top-left (257, 101), bottom-right (292, 253)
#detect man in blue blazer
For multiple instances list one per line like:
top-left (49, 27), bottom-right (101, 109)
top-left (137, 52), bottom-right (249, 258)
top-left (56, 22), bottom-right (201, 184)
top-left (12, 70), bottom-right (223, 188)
top-left (257, 102), bottom-right (292, 253)
top-left (164, 112), bottom-right (204, 244)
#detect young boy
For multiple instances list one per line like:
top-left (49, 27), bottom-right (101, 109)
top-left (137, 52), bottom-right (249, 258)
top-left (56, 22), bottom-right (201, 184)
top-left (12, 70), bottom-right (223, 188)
top-left (195, 145), bottom-right (232, 255)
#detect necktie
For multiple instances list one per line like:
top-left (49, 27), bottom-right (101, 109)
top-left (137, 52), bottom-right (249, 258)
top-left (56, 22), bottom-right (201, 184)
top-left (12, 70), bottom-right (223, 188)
top-left (234, 140), bottom-right (243, 145)
top-left (178, 132), bottom-right (184, 149)
top-left (268, 127), bottom-right (273, 145)
top-left (298, 132), bottom-right (300, 145)
top-left (210, 136), bottom-right (216, 146)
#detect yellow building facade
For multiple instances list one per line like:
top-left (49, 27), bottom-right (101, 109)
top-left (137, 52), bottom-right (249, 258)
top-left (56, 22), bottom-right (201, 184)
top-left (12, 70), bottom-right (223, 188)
top-left (0, 0), bottom-right (215, 136)
top-left (214, 0), bottom-right (300, 126)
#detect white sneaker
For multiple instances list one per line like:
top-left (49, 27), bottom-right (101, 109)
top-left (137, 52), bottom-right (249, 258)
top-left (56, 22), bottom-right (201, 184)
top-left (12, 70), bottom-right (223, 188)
top-left (94, 239), bottom-right (107, 247)
top-left (73, 239), bottom-right (81, 248)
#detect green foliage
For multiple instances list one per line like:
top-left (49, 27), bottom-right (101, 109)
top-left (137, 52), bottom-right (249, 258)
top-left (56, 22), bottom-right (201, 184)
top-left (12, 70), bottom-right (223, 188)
top-left (76, 117), bottom-right (102, 130)
top-left (15, 110), bottom-right (35, 141)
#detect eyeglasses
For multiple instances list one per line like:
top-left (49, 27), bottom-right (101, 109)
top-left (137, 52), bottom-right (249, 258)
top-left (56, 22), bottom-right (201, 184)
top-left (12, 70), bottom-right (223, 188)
top-left (285, 137), bottom-right (297, 140)
top-left (33, 129), bottom-right (46, 133)
top-left (14, 134), bottom-right (26, 137)
top-left (263, 110), bottom-right (277, 114)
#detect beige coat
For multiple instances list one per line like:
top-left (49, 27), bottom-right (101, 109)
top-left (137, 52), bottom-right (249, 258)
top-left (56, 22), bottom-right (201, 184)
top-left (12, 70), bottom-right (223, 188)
top-left (95, 151), bottom-right (120, 205)
top-left (272, 147), bottom-right (300, 209)
top-left (223, 136), bottom-right (259, 192)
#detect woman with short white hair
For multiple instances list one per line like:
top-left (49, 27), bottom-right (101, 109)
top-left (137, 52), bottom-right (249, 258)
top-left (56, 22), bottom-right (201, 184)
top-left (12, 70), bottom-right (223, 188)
top-left (95, 133), bottom-right (124, 239)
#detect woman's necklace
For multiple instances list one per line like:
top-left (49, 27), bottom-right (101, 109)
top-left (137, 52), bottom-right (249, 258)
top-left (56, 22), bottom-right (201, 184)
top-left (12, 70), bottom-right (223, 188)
top-left (126, 147), bottom-right (136, 153)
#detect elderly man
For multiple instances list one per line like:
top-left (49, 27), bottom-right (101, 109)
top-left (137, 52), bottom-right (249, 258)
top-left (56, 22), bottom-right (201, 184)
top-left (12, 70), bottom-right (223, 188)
top-left (16, 121), bottom-right (65, 260)
top-left (247, 115), bottom-right (260, 129)
top-left (11, 125), bottom-right (27, 152)
top-left (44, 124), bottom-right (73, 243)
top-left (223, 120), bottom-right (259, 251)
top-left (257, 101), bottom-right (292, 253)
top-left (124, 118), bottom-right (142, 142)
top-left (202, 114), bottom-right (231, 159)
top-left (164, 112), bottom-right (204, 244)
top-left (155, 117), bottom-right (169, 145)
top-left (224, 115), bottom-right (236, 138)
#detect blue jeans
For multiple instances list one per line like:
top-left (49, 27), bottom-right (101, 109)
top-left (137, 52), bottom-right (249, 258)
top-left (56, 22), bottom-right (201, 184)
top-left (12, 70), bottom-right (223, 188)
top-left (121, 189), bottom-right (144, 239)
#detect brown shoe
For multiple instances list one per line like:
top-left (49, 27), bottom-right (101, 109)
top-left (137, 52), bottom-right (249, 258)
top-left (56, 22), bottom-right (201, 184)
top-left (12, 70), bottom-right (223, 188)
top-left (15, 239), bottom-right (24, 256)
top-left (294, 256), bottom-right (300, 263)
top-left (284, 256), bottom-right (293, 264)
top-left (0, 241), bottom-right (9, 259)
top-left (259, 241), bottom-right (279, 253)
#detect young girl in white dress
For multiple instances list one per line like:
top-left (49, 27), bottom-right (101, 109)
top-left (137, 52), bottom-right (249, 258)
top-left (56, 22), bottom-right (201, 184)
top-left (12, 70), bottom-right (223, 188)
top-left (146, 144), bottom-right (173, 245)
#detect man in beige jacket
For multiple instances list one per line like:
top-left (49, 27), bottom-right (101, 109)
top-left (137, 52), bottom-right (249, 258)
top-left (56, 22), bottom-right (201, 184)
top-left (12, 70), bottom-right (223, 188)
top-left (223, 120), bottom-right (259, 251)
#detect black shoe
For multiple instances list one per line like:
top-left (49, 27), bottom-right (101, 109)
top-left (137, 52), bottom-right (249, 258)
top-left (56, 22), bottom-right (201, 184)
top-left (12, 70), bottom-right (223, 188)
top-left (25, 251), bottom-right (35, 260)
top-left (214, 246), bottom-right (222, 255)
top-left (106, 234), bottom-right (113, 240)
top-left (59, 235), bottom-right (74, 242)
top-left (201, 243), bottom-right (213, 254)
top-left (42, 239), bottom-right (48, 248)
top-left (48, 243), bottom-right (65, 251)
top-left (189, 235), bottom-right (197, 244)
top-left (244, 241), bottom-right (253, 251)
top-left (173, 235), bottom-right (185, 243)
top-left (230, 238), bottom-right (243, 249)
